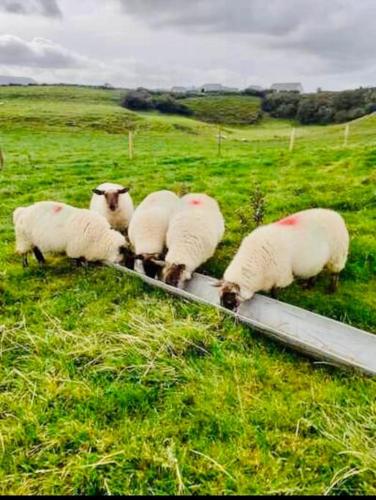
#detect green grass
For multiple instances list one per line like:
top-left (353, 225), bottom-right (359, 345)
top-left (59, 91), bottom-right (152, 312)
top-left (182, 95), bottom-right (261, 125)
top-left (0, 86), bottom-right (375, 495)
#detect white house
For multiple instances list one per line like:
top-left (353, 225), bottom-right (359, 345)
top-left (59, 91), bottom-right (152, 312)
top-left (270, 82), bottom-right (303, 93)
top-left (201, 83), bottom-right (239, 93)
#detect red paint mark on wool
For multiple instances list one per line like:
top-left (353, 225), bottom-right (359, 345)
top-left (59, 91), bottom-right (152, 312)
top-left (53, 205), bottom-right (63, 214)
top-left (189, 199), bottom-right (202, 206)
top-left (277, 215), bottom-right (298, 226)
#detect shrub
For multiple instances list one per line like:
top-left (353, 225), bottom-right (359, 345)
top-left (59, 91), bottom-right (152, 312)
top-left (122, 89), bottom-right (154, 111)
top-left (153, 95), bottom-right (193, 116)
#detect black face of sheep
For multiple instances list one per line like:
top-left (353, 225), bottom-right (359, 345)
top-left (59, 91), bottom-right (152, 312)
top-left (119, 245), bottom-right (135, 269)
top-left (93, 188), bottom-right (129, 212)
top-left (138, 254), bottom-right (165, 279)
top-left (163, 263), bottom-right (188, 288)
top-left (220, 291), bottom-right (239, 311)
top-left (217, 281), bottom-right (241, 311)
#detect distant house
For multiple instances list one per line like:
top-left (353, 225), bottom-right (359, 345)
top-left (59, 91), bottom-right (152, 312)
top-left (0, 75), bottom-right (36, 86)
top-left (270, 82), bottom-right (303, 93)
top-left (171, 86), bottom-right (188, 94)
top-left (201, 83), bottom-right (239, 93)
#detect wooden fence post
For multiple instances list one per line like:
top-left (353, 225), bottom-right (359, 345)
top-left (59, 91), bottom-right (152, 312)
top-left (289, 128), bottom-right (296, 152)
top-left (0, 147), bottom-right (4, 170)
top-left (128, 130), bottom-right (134, 160)
top-left (344, 124), bottom-right (350, 147)
top-left (217, 126), bottom-right (222, 157)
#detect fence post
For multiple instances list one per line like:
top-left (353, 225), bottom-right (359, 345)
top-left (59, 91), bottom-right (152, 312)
top-left (128, 130), bottom-right (134, 160)
top-left (217, 126), bottom-right (222, 157)
top-left (0, 147), bottom-right (4, 170)
top-left (289, 128), bottom-right (296, 152)
top-left (344, 124), bottom-right (350, 147)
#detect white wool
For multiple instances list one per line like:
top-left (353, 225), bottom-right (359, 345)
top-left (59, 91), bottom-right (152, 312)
top-left (128, 190), bottom-right (180, 256)
top-left (165, 193), bottom-right (225, 274)
top-left (223, 208), bottom-right (349, 300)
top-left (13, 201), bottom-right (126, 264)
top-left (89, 182), bottom-right (134, 232)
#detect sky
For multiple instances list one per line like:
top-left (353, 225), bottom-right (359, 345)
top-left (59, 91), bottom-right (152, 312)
top-left (0, 0), bottom-right (375, 91)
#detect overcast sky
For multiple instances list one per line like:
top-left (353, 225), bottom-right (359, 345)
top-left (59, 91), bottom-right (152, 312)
top-left (0, 0), bottom-right (375, 91)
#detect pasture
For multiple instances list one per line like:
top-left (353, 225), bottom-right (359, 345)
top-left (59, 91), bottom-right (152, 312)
top-left (0, 86), bottom-right (375, 495)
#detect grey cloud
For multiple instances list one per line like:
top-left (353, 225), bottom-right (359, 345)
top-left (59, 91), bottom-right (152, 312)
top-left (0, 0), bottom-right (62, 17)
top-left (0, 35), bottom-right (89, 68)
top-left (117, 0), bottom-right (307, 35)
top-left (117, 0), bottom-right (376, 72)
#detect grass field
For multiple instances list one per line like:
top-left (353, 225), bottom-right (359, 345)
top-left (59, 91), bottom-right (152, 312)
top-left (0, 86), bottom-right (375, 495)
top-left (182, 95), bottom-right (261, 124)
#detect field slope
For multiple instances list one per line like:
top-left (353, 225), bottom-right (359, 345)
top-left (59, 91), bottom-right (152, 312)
top-left (0, 86), bottom-right (375, 495)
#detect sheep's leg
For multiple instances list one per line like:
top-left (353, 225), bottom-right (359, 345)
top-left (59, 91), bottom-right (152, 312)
top-left (22, 254), bottom-right (29, 268)
top-left (33, 246), bottom-right (45, 266)
top-left (301, 276), bottom-right (317, 290)
top-left (328, 273), bottom-right (340, 293)
top-left (271, 287), bottom-right (278, 299)
top-left (75, 257), bottom-right (88, 268)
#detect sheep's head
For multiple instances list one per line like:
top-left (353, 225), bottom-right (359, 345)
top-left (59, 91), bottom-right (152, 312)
top-left (215, 280), bottom-right (243, 311)
top-left (93, 187), bottom-right (129, 212)
top-left (135, 253), bottom-right (165, 279)
top-left (162, 263), bottom-right (191, 288)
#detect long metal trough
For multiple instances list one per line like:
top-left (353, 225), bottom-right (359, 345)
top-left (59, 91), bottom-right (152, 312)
top-left (108, 263), bottom-right (376, 376)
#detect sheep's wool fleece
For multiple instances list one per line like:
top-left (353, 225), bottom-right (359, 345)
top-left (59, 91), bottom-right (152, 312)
top-left (90, 182), bottom-right (134, 231)
top-left (224, 208), bottom-right (349, 299)
top-left (166, 193), bottom-right (225, 272)
top-left (14, 201), bottom-right (126, 263)
top-left (128, 190), bottom-right (180, 255)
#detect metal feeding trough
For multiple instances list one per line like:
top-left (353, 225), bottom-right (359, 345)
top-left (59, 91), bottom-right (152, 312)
top-left (108, 263), bottom-right (376, 376)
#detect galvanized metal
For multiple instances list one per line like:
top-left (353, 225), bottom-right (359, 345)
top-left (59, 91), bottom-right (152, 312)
top-left (108, 263), bottom-right (376, 376)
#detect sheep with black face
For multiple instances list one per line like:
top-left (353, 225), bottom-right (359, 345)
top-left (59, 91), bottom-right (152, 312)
top-left (90, 182), bottom-right (134, 234)
top-left (218, 208), bottom-right (350, 311)
top-left (13, 201), bottom-right (129, 267)
top-left (162, 193), bottom-right (225, 289)
top-left (128, 190), bottom-right (180, 278)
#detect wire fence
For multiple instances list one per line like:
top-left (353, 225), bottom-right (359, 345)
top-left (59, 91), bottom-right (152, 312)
top-left (122, 112), bottom-right (376, 162)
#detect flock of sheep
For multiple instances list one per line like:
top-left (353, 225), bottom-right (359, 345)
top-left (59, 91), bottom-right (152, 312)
top-left (13, 182), bottom-right (350, 311)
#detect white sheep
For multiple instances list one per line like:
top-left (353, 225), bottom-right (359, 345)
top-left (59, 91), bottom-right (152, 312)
top-left (128, 190), bottom-right (180, 278)
top-left (162, 193), bottom-right (225, 288)
top-left (217, 208), bottom-right (350, 310)
top-left (89, 182), bottom-right (134, 233)
top-left (13, 201), bottom-right (128, 267)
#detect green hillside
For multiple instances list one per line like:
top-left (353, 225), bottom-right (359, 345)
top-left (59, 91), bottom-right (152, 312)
top-left (0, 86), bottom-right (375, 495)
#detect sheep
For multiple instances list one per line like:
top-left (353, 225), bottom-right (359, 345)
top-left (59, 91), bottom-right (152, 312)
top-left (128, 190), bottom-right (180, 278)
top-left (162, 193), bottom-right (225, 288)
top-left (13, 201), bottom-right (129, 267)
top-left (89, 182), bottom-right (134, 233)
top-left (217, 208), bottom-right (350, 311)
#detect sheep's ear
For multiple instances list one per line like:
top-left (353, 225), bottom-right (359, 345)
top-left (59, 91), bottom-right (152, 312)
top-left (93, 189), bottom-right (105, 195)
top-left (211, 280), bottom-right (224, 288)
top-left (118, 187), bottom-right (129, 194)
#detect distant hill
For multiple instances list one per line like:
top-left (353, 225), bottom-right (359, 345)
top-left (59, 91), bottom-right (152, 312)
top-left (0, 76), bottom-right (37, 86)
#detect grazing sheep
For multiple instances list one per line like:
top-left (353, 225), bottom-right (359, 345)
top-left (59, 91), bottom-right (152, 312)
top-left (90, 182), bottom-right (134, 233)
top-left (13, 201), bottom-right (128, 267)
top-left (162, 193), bottom-right (225, 288)
top-left (218, 208), bottom-right (349, 311)
top-left (128, 190), bottom-right (180, 278)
